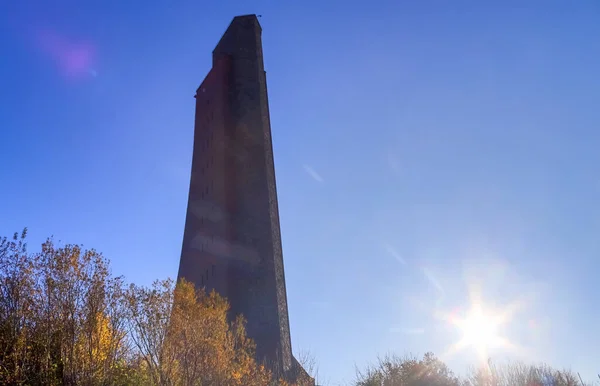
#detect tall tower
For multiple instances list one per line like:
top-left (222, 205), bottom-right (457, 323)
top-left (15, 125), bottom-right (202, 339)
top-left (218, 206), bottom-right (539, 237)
top-left (177, 15), bottom-right (311, 382)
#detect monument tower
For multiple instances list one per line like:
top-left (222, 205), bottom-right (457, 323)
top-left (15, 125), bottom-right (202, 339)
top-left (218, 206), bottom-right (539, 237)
top-left (177, 14), bottom-right (311, 382)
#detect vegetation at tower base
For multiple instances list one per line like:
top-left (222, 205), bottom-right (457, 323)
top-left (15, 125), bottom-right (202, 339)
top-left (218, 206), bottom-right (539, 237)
top-left (1, 229), bottom-right (594, 386)
top-left (0, 229), bottom-right (314, 385)
top-left (125, 278), bottom-right (277, 385)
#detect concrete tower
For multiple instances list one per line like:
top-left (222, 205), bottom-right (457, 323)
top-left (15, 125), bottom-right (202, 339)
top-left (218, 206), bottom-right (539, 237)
top-left (177, 14), bottom-right (311, 383)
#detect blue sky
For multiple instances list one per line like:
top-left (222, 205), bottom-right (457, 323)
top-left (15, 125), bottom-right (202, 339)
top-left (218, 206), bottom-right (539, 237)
top-left (2, 1), bottom-right (600, 384)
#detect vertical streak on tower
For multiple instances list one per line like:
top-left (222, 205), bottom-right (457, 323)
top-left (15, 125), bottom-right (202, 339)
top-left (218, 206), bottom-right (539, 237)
top-left (178, 15), bottom-right (309, 381)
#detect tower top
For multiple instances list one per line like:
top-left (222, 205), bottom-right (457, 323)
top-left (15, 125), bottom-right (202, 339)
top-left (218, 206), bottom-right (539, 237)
top-left (212, 14), bottom-right (263, 63)
top-left (224, 14), bottom-right (262, 34)
top-left (233, 14), bottom-right (260, 21)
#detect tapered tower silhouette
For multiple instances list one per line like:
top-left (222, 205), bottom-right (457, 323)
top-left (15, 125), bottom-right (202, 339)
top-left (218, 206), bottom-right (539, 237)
top-left (177, 14), bottom-right (312, 383)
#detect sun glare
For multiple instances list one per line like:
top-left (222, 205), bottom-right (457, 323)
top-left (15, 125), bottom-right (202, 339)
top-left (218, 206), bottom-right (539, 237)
top-left (454, 304), bottom-right (503, 358)
top-left (411, 262), bottom-right (534, 365)
top-left (436, 293), bottom-right (522, 364)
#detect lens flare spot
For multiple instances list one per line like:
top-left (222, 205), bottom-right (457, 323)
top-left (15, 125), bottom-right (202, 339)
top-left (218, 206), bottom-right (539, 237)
top-left (35, 29), bottom-right (97, 79)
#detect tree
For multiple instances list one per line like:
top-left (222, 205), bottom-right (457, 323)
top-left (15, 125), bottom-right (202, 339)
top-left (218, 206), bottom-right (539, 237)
top-left (124, 278), bottom-right (177, 385)
top-left (34, 239), bottom-right (131, 385)
top-left (295, 350), bottom-right (321, 386)
top-left (0, 229), bottom-right (35, 384)
top-left (125, 278), bottom-right (273, 385)
top-left (0, 231), bottom-right (133, 385)
top-left (354, 352), bottom-right (461, 386)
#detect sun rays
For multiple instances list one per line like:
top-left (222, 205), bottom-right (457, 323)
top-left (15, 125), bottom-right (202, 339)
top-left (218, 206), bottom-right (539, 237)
top-left (438, 300), bottom-right (511, 362)
top-left (434, 278), bottom-right (532, 365)
top-left (397, 255), bottom-right (538, 367)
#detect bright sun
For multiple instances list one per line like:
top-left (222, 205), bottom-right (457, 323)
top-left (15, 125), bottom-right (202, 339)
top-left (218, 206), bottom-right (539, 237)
top-left (456, 305), bottom-right (501, 354)
top-left (443, 302), bottom-right (509, 362)
top-left (419, 263), bottom-right (535, 365)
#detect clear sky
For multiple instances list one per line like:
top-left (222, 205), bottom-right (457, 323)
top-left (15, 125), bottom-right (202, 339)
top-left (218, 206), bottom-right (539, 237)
top-left (2, 1), bottom-right (600, 384)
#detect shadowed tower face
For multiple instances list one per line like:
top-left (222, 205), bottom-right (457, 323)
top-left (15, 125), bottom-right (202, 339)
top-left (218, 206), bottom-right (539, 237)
top-left (177, 15), bottom-right (309, 381)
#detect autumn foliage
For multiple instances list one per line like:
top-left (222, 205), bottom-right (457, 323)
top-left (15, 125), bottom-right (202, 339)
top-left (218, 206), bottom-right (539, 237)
top-left (125, 278), bottom-right (274, 385)
top-left (0, 230), bottom-right (130, 385)
top-left (5, 229), bottom-right (588, 386)
top-left (0, 230), bottom-right (309, 385)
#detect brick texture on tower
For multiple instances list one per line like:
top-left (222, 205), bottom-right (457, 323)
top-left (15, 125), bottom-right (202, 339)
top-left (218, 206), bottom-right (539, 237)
top-left (177, 14), bottom-right (312, 383)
